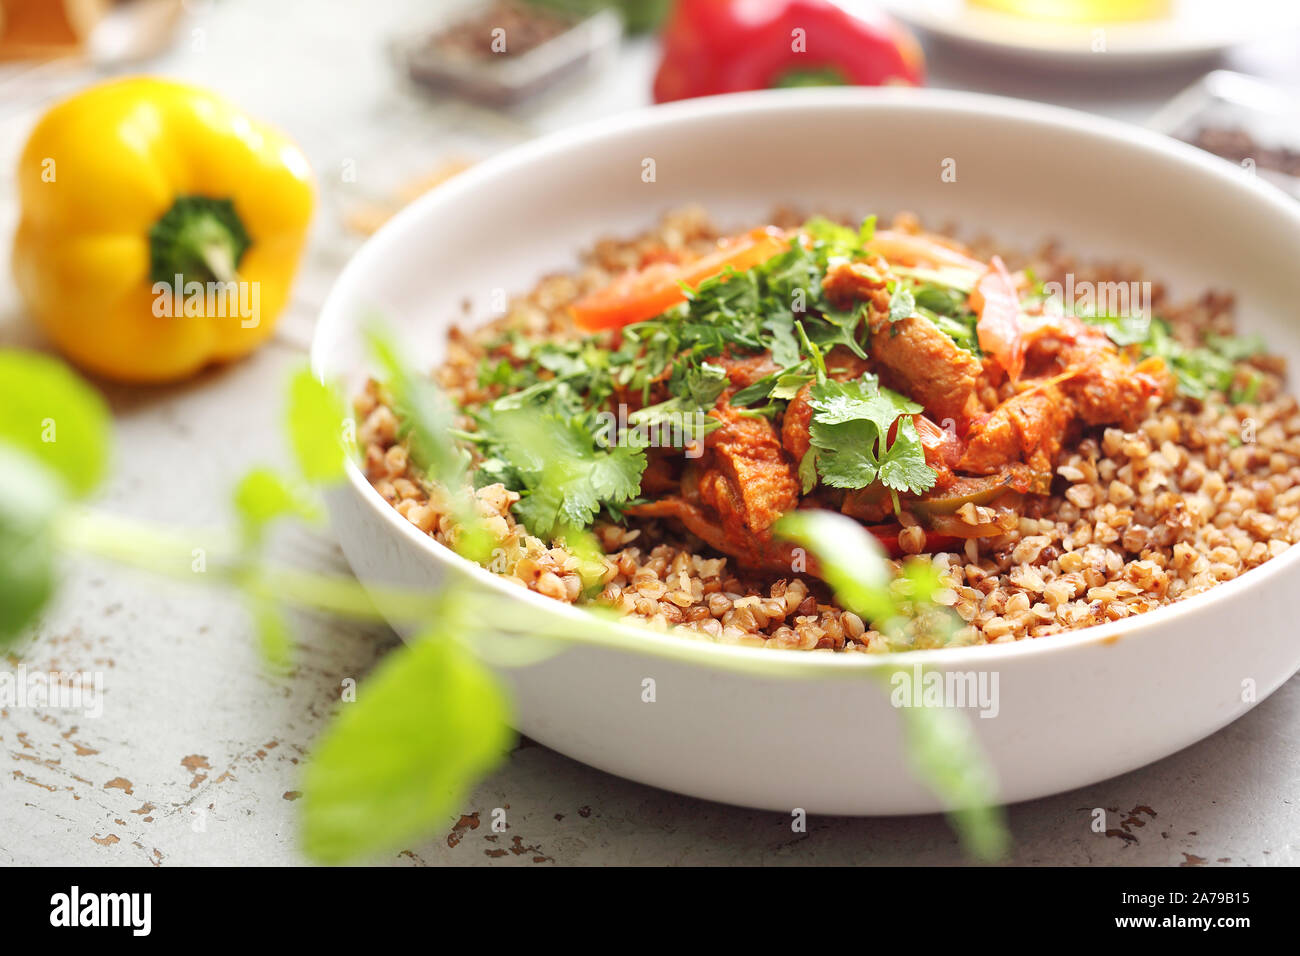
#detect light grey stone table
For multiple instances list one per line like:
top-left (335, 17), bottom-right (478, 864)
top-left (1, 0), bottom-right (1297, 867)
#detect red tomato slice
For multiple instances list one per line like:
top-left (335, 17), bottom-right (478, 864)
top-left (570, 227), bottom-right (788, 331)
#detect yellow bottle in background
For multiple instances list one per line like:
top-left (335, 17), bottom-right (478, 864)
top-left (969, 0), bottom-right (1172, 22)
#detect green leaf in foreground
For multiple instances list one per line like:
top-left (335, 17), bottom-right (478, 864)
top-left (247, 595), bottom-right (292, 672)
top-left (0, 447), bottom-right (58, 646)
top-left (0, 349), bottom-right (110, 498)
top-left (774, 510), bottom-right (894, 622)
top-left (233, 468), bottom-right (320, 545)
top-left (775, 510), bottom-right (1009, 860)
top-left (301, 630), bottom-right (514, 863)
top-left (232, 466), bottom-right (322, 668)
top-left (286, 369), bottom-right (348, 484)
top-left (366, 329), bottom-right (466, 485)
top-left (366, 327), bottom-right (495, 562)
top-left (886, 669), bottom-right (1010, 863)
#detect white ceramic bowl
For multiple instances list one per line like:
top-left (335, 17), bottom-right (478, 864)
top-left (313, 88), bottom-right (1300, 815)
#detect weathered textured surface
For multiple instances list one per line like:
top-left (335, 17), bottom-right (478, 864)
top-left (2, 0), bottom-right (1299, 866)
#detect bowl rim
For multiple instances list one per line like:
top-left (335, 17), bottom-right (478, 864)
top-left (313, 85), bottom-right (1300, 674)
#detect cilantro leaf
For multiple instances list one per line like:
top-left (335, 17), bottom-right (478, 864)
top-left (804, 374), bottom-right (934, 496)
top-left (730, 375), bottom-right (777, 407)
top-left (809, 302), bottom-right (869, 359)
top-left (810, 419), bottom-right (881, 489)
top-left (807, 374), bottom-right (921, 425)
top-left (233, 467), bottom-right (320, 546)
top-left (628, 360), bottom-right (726, 442)
top-left (1112, 317), bottom-right (1259, 401)
top-left (914, 283), bottom-right (968, 317)
top-left (859, 214), bottom-right (877, 246)
top-left (676, 360), bottom-right (729, 406)
top-left (729, 362), bottom-right (812, 407)
top-left (797, 448), bottom-right (819, 494)
top-left (770, 369), bottom-right (815, 401)
top-left (877, 416), bottom-right (937, 495)
top-left (803, 214), bottom-right (877, 261)
top-left (1082, 312), bottom-right (1153, 348)
top-left (802, 216), bottom-right (863, 260)
top-left (1205, 331), bottom-right (1266, 362)
top-left (479, 405), bottom-right (646, 539)
top-left (763, 311), bottom-right (802, 366)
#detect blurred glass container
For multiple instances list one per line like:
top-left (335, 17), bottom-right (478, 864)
top-left (394, 1), bottom-right (621, 109)
top-left (1148, 71), bottom-right (1300, 200)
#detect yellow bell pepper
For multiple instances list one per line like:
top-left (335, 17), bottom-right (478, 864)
top-left (12, 77), bottom-right (314, 383)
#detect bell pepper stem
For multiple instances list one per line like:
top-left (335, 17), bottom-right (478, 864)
top-left (199, 240), bottom-right (238, 285)
top-left (149, 195), bottom-right (251, 286)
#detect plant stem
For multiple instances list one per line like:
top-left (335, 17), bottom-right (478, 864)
top-left (55, 507), bottom-right (438, 623)
top-left (53, 506), bottom-right (843, 678)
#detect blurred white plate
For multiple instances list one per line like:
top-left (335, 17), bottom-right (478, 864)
top-left (882, 0), bottom-right (1293, 68)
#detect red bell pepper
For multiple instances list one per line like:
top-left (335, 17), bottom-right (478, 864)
top-left (653, 0), bottom-right (924, 103)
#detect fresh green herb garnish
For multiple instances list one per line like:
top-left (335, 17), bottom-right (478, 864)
top-left (628, 359), bottom-right (728, 437)
top-left (729, 361), bottom-right (814, 407)
top-left (622, 217), bottom-right (879, 376)
top-left (802, 214), bottom-right (875, 260)
top-left (1079, 311), bottom-right (1153, 348)
top-left (899, 276), bottom-right (981, 353)
top-left (887, 283), bottom-right (916, 324)
top-left (804, 373), bottom-right (936, 500)
top-left (302, 621), bottom-right (514, 864)
top-left (1205, 331), bottom-right (1268, 362)
top-left (458, 215), bottom-right (948, 524)
top-left (476, 401), bottom-right (646, 540)
top-left (1082, 314), bottom-right (1265, 401)
top-left (913, 282), bottom-right (969, 317)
